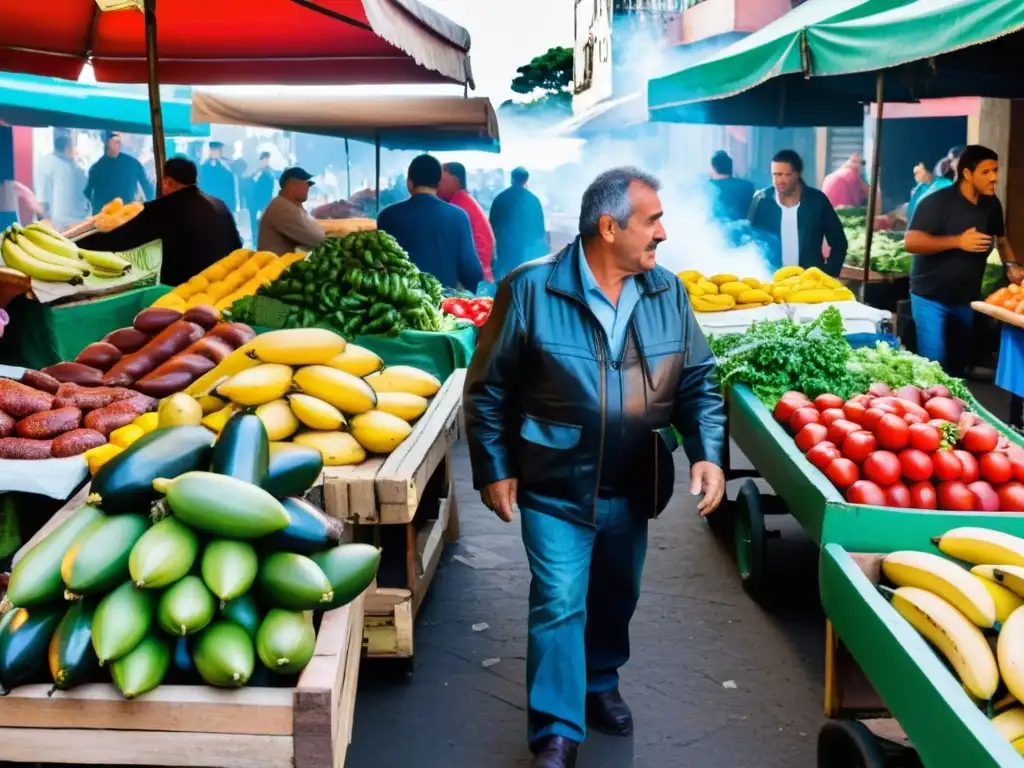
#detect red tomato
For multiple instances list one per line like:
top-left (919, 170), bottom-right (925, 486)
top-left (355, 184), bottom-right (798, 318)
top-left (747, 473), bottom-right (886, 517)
top-left (806, 441), bottom-right (841, 471)
top-left (876, 414), bottom-right (910, 451)
top-left (929, 418), bottom-right (953, 430)
top-left (898, 449), bottom-right (934, 482)
top-left (904, 413), bottom-right (924, 425)
top-left (962, 424), bottom-right (1000, 455)
top-left (871, 397), bottom-right (907, 415)
top-left (885, 483), bottom-right (912, 508)
top-left (896, 386), bottom-right (924, 407)
top-left (843, 402), bottom-right (867, 425)
top-left (788, 407), bottom-right (821, 435)
top-left (842, 431), bottom-right (877, 465)
top-left (908, 423), bottom-right (941, 452)
top-left (827, 419), bottom-right (862, 446)
top-left (998, 482), bottom-right (1024, 512)
top-left (795, 423), bottom-right (829, 453)
top-left (848, 394), bottom-right (874, 407)
top-left (773, 395), bottom-right (808, 424)
top-left (862, 451), bottom-right (902, 487)
top-left (925, 397), bottom-right (964, 422)
top-left (781, 391), bottom-right (811, 405)
top-left (938, 481), bottom-right (976, 511)
top-left (899, 401), bottom-right (930, 422)
top-left (932, 450), bottom-right (963, 482)
top-left (967, 481), bottom-right (1000, 512)
top-left (846, 480), bottom-right (887, 506)
top-left (1012, 456), bottom-right (1024, 483)
top-left (861, 408), bottom-right (886, 431)
top-left (820, 408), bottom-right (847, 427)
top-left (980, 452), bottom-right (1014, 485)
top-left (814, 393), bottom-right (845, 412)
top-left (825, 458), bottom-right (861, 489)
top-left (954, 450), bottom-right (979, 484)
top-left (910, 481), bottom-right (938, 509)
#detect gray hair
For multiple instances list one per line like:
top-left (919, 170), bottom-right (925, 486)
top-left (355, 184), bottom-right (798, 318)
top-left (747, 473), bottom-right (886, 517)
top-left (578, 166), bottom-right (661, 238)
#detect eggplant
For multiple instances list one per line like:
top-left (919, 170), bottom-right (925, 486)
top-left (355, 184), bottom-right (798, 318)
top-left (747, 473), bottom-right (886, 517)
top-left (264, 497), bottom-right (343, 555)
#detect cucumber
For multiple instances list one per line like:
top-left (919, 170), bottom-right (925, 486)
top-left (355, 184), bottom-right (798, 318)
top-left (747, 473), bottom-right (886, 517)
top-left (157, 575), bottom-right (215, 637)
top-left (256, 609), bottom-right (316, 675)
top-left (6, 504), bottom-right (104, 607)
top-left (200, 540), bottom-right (258, 604)
top-left (62, 514), bottom-right (149, 597)
top-left (0, 604), bottom-right (65, 694)
top-left (129, 518), bottom-right (199, 589)
top-left (154, 471), bottom-right (289, 539)
top-left (193, 621), bottom-right (254, 687)
top-left (92, 581), bottom-right (154, 665)
top-left (220, 594), bottom-right (260, 637)
top-left (111, 633), bottom-right (171, 699)
top-left (89, 426), bottom-right (215, 514)
top-left (259, 553), bottom-right (334, 610)
top-left (261, 443), bottom-right (323, 498)
top-left (311, 544), bottom-right (381, 610)
top-left (48, 596), bottom-right (100, 692)
top-left (211, 413), bottom-right (269, 485)
top-left (265, 497), bottom-right (344, 555)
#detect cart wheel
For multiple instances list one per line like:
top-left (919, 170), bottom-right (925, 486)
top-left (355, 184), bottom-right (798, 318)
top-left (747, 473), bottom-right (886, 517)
top-left (817, 721), bottom-right (887, 768)
top-left (706, 497), bottom-right (734, 539)
top-left (733, 480), bottom-right (767, 596)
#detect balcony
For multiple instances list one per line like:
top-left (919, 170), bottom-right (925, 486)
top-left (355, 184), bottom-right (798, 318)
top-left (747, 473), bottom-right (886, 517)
top-left (679, 0), bottom-right (793, 45)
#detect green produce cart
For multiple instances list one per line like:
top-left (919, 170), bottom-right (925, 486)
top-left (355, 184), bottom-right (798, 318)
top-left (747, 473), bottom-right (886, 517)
top-left (817, 542), bottom-right (1022, 767)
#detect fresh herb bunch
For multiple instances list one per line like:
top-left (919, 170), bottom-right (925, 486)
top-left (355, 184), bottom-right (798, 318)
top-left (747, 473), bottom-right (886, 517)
top-left (847, 342), bottom-right (969, 400)
top-left (709, 306), bottom-right (864, 403)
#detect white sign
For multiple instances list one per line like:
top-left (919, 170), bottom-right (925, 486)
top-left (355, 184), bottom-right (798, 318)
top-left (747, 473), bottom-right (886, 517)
top-left (573, 0), bottom-right (613, 115)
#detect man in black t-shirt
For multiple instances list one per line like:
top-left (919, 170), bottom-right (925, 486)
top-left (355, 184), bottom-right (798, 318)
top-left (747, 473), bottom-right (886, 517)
top-left (906, 144), bottom-right (1021, 375)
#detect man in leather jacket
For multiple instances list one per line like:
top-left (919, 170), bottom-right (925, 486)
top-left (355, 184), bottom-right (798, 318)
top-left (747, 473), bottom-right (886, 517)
top-left (464, 167), bottom-right (727, 768)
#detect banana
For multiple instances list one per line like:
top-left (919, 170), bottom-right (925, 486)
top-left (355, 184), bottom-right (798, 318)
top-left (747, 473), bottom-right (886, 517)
top-left (350, 410), bottom-right (413, 454)
top-left (999, 608), bottom-right (1024, 705)
top-left (974, 574), bottom-right (1024, 624)
top-left (374, 392), bottom-right (429, 422)
top-left (255, 399), bottom-right (300, 441)
top-left (885, 586), bottom-right (999, 700)
top-left (325, 344), bottom-right (384, 378)
top-left (1, 236), bottom-right (84, 284)
top-left (185, 344), bottom-right (260, 397)
top-left (288, 394), bottom-right (346, 431)
top-left (18, 226), bottom-right (80, 261)
top-left (292, 366), bottom-right (376, 414)
top-left (1012, 737), bottom-right (1024, 756)
top-left (77, 247), bottom-right (132, 275)
top-left (993, 708), bottom-right (1024, 744)
top-left (13, 233), bottom-right (88, 275)
top-left (973, 565), bottom-right (1024, 600)
top-left (292, 431), bottom-right (366, 466)
top-left (25, 221), bottom-right (66, 240)
top-left (364, 365), bottom-right (441, 397)
top-left (882, 551), bottom-right (997, 628)
top-left (933, 527), bottom-right (1024, 567)
top-left (248, 328), bottom-right (346, 365)
top-left (216, 364), bottom-right (294, 407)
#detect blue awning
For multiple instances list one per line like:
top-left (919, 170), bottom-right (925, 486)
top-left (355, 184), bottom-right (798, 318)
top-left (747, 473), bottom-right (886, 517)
top-left (0, 73), bottom-right (207, 137)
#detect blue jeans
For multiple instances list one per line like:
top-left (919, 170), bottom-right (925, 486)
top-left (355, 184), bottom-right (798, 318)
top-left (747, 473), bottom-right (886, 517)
top-left (910, 294), bottom-right (975, 376)
top-left (520, 498), bottom-right (648, 745)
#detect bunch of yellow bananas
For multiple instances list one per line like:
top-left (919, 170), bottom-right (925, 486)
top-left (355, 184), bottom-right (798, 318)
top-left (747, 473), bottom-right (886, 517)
top-left (771, 266), bottom-right (855, 304)
top-left (675, 266), bottom-right (855, 312)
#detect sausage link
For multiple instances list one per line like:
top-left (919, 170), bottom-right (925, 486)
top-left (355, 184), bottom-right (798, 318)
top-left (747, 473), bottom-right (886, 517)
top-left (0, 378), bottom-right (55, 418)
top-left (102, 321), bottom-right (205, 387)
top-left (15, 407), bottom-right (82, 439)
top-left (52, 429), bottom-right (107, 458)
top-left (0, 438), bottom-right (53, 459)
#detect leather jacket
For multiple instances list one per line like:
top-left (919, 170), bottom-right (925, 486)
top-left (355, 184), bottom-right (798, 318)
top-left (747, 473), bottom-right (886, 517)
top-left (463, 237), bottom-right (726, 527)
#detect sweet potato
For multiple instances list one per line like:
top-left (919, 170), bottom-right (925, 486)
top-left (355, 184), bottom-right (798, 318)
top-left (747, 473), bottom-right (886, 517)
top-left (207, 322), bottom-right (256, 348)
top-left (40, 362), bottom-right (104, 387)
top-left (75, 341), bottom-right (124, 371)
top-left (0, 411), bottom-right (14, 438)
top-left (144, 353), bottom-right (216, 381)
top-left (0, 378), bottom-right (55, 418)
top-left (102, 327), bottom-right (150, 354)
top-left (53, 384), bottom-right (138, 411)
top-left (15, 407), bottom-right (82, 439)
top-left (19, 370), bottom-right (61, 395)
top-left (133, 307), bottom-right (183, 334)
top-left (133, 370), bottom-right (197, 398)
top-left (102, 321), bottom-right (205, 387)
top-left (0, 438), bottom-right (53, 459)
top-left (181, 305), bottom-right (221, 330)
top-left (84, 396), bottom-right (155, 436)
top-left (52, 428), bottom-right (107, 458)
top-left (185, 336), bottom-right (234, 364)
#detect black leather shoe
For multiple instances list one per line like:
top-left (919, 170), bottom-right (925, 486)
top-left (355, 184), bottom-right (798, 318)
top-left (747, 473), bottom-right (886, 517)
top-left (586, 689), bottom-right (633, 736)
top-left (530, 736), bottom-right (579, 767)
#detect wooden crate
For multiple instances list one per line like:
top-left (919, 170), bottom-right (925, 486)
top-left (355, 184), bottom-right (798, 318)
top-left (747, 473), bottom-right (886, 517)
top-left (0, 491), bottom-right (365, 767)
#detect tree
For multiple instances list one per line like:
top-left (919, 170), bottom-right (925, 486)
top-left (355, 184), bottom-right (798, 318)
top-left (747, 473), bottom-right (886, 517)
top-left (500, 46), bottom-right (574, 120)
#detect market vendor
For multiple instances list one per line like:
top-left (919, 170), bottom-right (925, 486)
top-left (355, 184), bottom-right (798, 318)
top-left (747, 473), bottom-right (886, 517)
top-left (257, 167), bottom-right (326, 256)
top-left (465, 166), bottom-right (725, 768)
top-left (905, 144), bottom-right (1021, 376)
top-left (78, 157), bottom-right (242, 287)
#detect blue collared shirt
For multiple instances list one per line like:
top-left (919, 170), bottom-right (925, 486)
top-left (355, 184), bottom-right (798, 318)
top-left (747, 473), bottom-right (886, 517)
top-left (579, 250), bottom-right (641, 361)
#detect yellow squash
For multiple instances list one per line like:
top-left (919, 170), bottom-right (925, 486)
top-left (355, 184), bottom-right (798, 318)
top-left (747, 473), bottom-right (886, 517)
top-left (292, 431), bottom-right (366, 466)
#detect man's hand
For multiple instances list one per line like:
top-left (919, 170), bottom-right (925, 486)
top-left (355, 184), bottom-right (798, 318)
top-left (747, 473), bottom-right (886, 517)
top-left (481, 478), bottom-right (518, 522)
top-left (690, 461), bottom-right (725, 517)
top-left (959, 227), bottom-right (993, 253)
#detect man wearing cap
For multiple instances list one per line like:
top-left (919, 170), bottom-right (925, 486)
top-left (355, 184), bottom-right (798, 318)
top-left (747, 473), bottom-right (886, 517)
top-left (78, 157), bottom-right (241, 287)
top-left (257, 167), bottom-right (326, 256)
top-left (440, 161), bottom-right (496, 282)
top-left (83, 131), bottom-right (154, 215)
top-left (199, 141), bottom-right (238, 214)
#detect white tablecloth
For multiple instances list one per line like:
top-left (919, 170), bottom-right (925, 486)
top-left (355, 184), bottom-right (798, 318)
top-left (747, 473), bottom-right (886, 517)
top-left (696, 301), bottom-right (891, 337)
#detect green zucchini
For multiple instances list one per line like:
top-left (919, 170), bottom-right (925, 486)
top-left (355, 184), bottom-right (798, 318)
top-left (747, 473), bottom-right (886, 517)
top-left (129, 518), bottom-right (199, 589)
top-left (211, 413), bottom-right (269, 485)
top-left (48, 596), bottom-right (100, 692)
top-left (111, 633), bottom-right (171, 699)
top-left (157, 575), bottom-right (215, 637)
top-left (261, 443), bottom-right (323, 498)
top-left (92, 581), bottom-right (154, 665)
top-left (265, 497), bottom-right (343, 555)
top-left (220, 594), bottom-right (260, 637)
top-left (200, 540), bottom-right (258, 604)
top-left (256, 609), bottom-right (315, 675)
top-left (89, 426), bottom-right (215, 514)
top-left (311, 544), bottom-right (381, 610)
top-left (193, 621), bottom-right (254, 687)
top-left (259, 552), bottom-right (334, 610)
top-left (0, 604), bottom-right (65, 694)
top-left (61, 514), bottom-right (149, 597)
top-left (154, 471), bottom-right (289, 539)
top-left (6, 504), bottom-right (104, 607)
